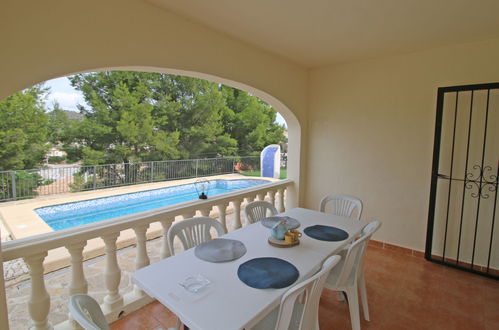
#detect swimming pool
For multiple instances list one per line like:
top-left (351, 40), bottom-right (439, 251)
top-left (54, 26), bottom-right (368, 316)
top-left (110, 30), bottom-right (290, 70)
top-left (35, 179), bottom-right (270, 231)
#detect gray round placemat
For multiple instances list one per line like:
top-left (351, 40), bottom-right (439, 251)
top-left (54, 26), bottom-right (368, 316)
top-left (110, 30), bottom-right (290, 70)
top-left (261, 216), bottom-right (300, 230)
top-left (194, 238), bottom-right (247, 263)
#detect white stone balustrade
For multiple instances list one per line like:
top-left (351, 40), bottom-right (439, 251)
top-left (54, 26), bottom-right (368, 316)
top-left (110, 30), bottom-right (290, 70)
top-left (232, 199), bottom-right (243, 229)
top-left (133, 225), bottom-right (151, 296)
top-left (268, 189), bottom-right (277, 207)
top-left (0, 230), bottom-right (8, 330)
top-left (102, 233), bottom-right (124, 314)
top-left (66, 241), bottom-right (88, 329)
top-left (217, 202), bottom-right (230, 232)
top-left (278, 188), bottom-right (285, 213)
top-left (24, 252), bottom-right (52, 330)
top-left (160, 218), bottom-right (174, 259)
top-left (66, 242), bottom-right (88, 296)
top-left (199, 207), bottom-right (211, 217)
top-left (0, 179), bottom-right (292, 329)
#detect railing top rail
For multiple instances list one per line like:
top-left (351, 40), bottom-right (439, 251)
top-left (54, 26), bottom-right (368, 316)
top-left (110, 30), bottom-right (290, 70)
top-left (61, 156), bottom-right (258, 168)
top-left (1, 179), bottom-right (292, 261)
top-left (0, 156), bottom-right (261, 174)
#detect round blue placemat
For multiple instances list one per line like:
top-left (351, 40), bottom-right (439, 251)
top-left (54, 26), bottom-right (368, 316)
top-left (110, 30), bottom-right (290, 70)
top-left (237, 257), bottom-right (299, 289)
top-left (304, 225), bottom-right (349, 241)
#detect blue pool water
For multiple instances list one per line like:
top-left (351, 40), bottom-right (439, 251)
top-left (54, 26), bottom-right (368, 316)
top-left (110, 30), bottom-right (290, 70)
top-left (35, 179), bottom-right (269, 231)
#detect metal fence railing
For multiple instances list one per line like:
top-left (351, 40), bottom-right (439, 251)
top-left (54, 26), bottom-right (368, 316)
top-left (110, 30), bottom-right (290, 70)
top-left (0, 156), bottom-right (266, 202)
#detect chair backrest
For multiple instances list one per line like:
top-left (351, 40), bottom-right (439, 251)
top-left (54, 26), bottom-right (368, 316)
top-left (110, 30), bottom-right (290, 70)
top-left (68, 294), bottom-right (110, 330)
top-left (167, 216), bottom-right (226, 255)
top-left (334, 221), bottom-right (381, 288)
top-left (362, 220), bottom-right (381, 239)
top-left (319, 194), bottom-right (363, 220)
top-left (357, 220), bottom-right (381, 274)
top-left (273, 255), bottom-right (341, 330)
top-left (244, 200), bottom-right (278, 224)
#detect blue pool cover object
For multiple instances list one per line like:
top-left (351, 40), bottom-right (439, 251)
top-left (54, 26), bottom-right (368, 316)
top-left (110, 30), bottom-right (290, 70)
top-left (237, 257), bottom-right (299, 289)
top-left (304, 225), bottom-right (349, 241)
top-left (261, 145), bottom-right (279, 178)
top-left (35, 179), bottom-right (269, 231)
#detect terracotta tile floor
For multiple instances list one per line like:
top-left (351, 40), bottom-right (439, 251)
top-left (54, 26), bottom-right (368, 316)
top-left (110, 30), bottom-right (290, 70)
top-left (110, 245), bottom-right (499, 330)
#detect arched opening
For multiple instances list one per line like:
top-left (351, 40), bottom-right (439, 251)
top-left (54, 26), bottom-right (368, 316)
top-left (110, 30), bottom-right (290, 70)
top-left (1, 68), bottom-right (301, 235)
top-left (0, 66), bottom-right (301, 204)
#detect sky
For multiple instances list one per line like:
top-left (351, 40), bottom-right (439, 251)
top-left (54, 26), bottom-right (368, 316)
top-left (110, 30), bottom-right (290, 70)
top-left (44, 77), bottom-right (88, 111)
top-left (43, 76), bottom-right (287, 126)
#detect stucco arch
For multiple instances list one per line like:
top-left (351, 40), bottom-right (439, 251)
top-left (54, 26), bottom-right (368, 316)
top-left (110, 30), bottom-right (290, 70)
top-left (0, 0), bottom-right (308, 207)
top-left (2, 65), bottom-right (304, 207)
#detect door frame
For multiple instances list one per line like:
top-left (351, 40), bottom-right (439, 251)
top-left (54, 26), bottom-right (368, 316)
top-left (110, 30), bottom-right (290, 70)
top-left (425, 82), bottom-right (499, 279)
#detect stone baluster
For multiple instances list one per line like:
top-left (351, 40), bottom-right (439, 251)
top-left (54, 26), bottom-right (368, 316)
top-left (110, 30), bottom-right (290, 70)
top-left (257, 193), bottom-right (266, 201)
top-left (66, 241), bottom-right (88, 329)
top-left (24, 252), bottom-right (52, 330)
top-left (199, 207), bottom-right (211, 217)
top-left (182, 211), bottom-right (196, 219)
top-left (160, 218), bottom-right (174, 259)
top-left (245, 195), bottom-right (255, 204)
top-left (232, 199), bottom-right (243, 229)
top-left (216, 202), bottom-right (229, 233)
top-left (101, 233), bottom-right (123, 312)
top-left (242, 195), bottom-right (256, 225)
top-left (133, 225), bottom-right (150, 296)
top-left (277, 188), bottom-right (285, 213)
top-left (200, 207), bottom-right (215, 239)
top-left (268, 190), bottom-right (277, 207)
top-left (67, 242), bottom-right (88, 296)
top-left (133, 224), bottom-right (150, 270)
top-left (0, 232), bottom-right (8, 330)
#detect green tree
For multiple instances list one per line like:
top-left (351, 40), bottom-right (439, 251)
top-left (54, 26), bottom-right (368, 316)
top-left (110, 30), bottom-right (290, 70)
top-left (151, 75), bottom-right (238, 158)
top-left (0, 86), bottom-right (49, 170)
top-left (67, 71), bottom-right (284, 163)
top-left (69, 72), bottom-right (181, 164)
top-left (221, 87), bottom-right (285, 155)
top-left (47, 102), bottom-right (71, 144)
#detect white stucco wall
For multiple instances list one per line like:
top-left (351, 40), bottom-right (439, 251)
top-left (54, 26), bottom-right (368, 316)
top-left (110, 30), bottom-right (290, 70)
top-left (307, 38), bottom-right (499, 251)
top-left (2, 1), bottom-right (499, 252)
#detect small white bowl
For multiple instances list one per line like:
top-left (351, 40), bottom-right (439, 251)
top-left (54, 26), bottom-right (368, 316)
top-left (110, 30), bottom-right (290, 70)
top-left (179, 274), bottom-right (210, 293)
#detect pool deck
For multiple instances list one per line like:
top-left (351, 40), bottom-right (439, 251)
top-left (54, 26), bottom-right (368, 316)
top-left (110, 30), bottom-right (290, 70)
top-left (0, 174), bottom-right (279, 273)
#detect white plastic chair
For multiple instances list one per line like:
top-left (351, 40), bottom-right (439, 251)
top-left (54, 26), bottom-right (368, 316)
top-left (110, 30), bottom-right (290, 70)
top-left (68, 294), bottom-right (110, 330)
top-left (167, 216), bottom-right (226, 256)
top-left (323, 221), bottom-right (381, 330)
top-left (244, 200), bottom-right (278, 224)
top-left (251, 255), bottom-right (341, 330)
top-left (319, 194), bottom-right (363, 220)
top-left (356, 221), bottom-right (381, 322)
top-left (167, 217), bottom-right (226, 329)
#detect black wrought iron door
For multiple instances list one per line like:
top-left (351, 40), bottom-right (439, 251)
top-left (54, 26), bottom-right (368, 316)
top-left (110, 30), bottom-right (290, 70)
top-left (426, 82), bottom-right (499, 279)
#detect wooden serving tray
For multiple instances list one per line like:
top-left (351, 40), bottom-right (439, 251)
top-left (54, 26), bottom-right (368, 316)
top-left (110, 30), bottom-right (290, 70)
top-left (268, 236), bottom-right (300, 248)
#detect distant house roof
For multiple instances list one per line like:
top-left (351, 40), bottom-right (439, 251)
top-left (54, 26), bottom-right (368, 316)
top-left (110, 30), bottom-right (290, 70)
top-left (49, 110), bottom-right (84, 121)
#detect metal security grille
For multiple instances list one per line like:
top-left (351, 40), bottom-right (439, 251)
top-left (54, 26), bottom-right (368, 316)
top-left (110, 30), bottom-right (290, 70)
top-left (426, 82), bottom-right (499, 279)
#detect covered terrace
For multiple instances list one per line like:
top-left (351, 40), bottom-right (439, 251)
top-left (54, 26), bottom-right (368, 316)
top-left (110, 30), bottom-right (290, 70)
top-left (1, 0), bottom-right (498, 329)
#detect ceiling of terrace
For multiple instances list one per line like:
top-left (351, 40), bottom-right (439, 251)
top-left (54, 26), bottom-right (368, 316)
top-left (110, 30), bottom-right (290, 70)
top-left (147, 0), bottom-right (499, 68)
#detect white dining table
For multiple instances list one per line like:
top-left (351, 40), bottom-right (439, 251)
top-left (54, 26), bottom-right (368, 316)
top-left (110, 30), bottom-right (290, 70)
top-left (133, 208), bottom-right (366, 330)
